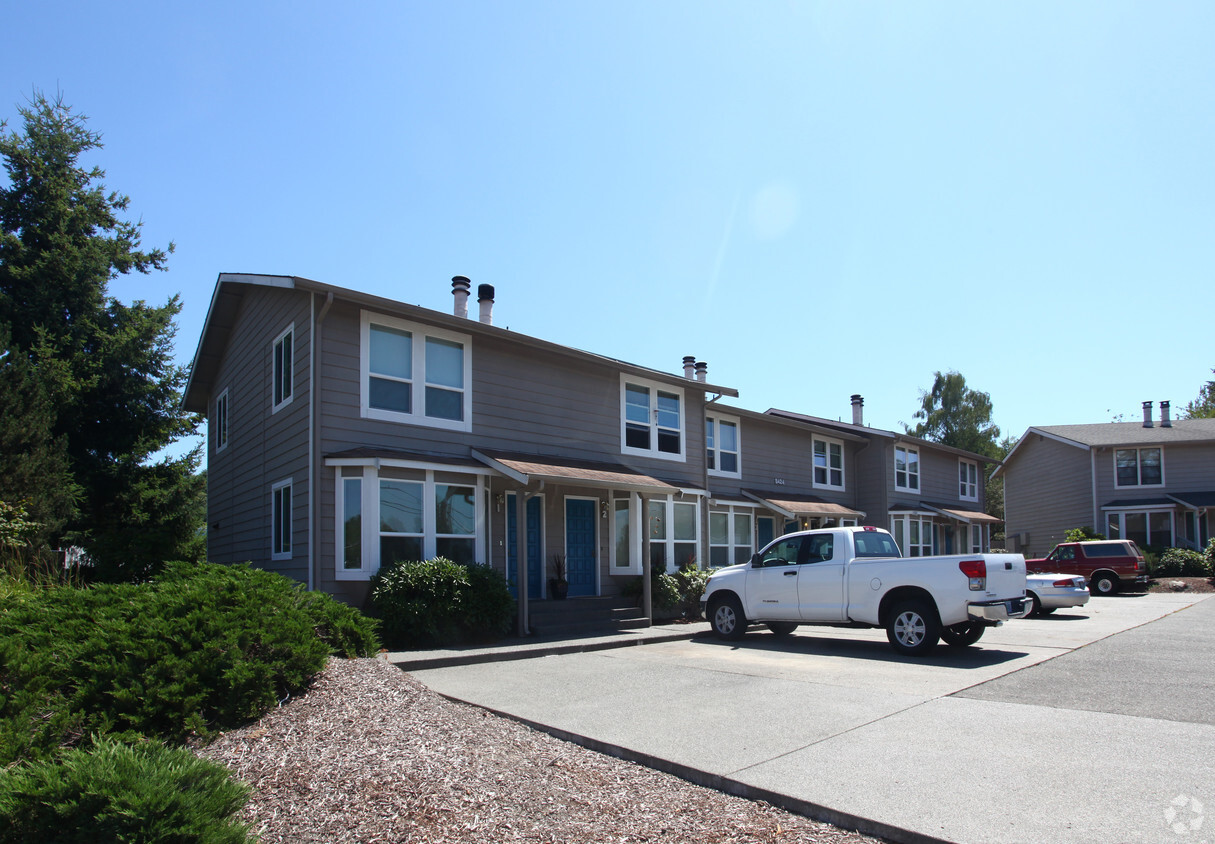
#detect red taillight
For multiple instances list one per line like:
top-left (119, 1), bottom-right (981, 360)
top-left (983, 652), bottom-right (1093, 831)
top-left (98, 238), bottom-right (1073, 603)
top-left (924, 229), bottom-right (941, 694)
top-left (1053, 577), bottom-right (1079, 588)
top-left (959, 559), bottom-right (986, 591)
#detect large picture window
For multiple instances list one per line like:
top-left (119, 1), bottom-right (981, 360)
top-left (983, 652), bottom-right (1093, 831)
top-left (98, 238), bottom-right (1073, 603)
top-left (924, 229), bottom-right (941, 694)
top-left (709, 506), bottom-right (753, 568)
top-left (336, 465), bottom-right (483, 579)
top-left (1114, 448), bottom-right (1163, 488)
top-left (621, 378), bottom-right (684, 460)
top-left (891, 514), bottom-right (932, 557)
top-left (361, 312), bottom-right (472, 431)
top-left (648, 497), bottom-right (698, 572)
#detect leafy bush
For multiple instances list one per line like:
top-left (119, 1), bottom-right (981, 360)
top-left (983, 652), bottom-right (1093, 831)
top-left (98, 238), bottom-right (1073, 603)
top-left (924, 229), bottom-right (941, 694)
top-left (674, 567), bottom-right (712, 619)
top-left (1155, 548), bottom-right (1212, 577)
top-left (652, 572), bottom-right (681, 612)
top-left (0, 738), bottom-right (252, 844)
top-left (1064, 526), bottom-right (1105, 542)
top-left (370, 557), bottom-right (515, 649)
top-left (0, 562), bottom-right (379, 765)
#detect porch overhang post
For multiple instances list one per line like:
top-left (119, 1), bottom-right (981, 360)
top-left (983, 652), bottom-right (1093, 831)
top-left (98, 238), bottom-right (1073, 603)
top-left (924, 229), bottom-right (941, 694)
top-left (640, 492), bottom-right (652, 626)
top-left (516, 489), bottom-right (529, 638)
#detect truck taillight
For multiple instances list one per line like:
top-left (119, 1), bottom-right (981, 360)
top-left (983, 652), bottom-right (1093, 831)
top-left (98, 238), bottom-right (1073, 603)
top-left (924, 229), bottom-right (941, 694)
top-left (959, 559), bottom-right (986, 592)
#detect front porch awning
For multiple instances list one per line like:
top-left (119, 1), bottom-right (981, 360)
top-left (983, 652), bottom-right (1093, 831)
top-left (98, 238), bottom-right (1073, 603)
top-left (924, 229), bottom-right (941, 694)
top-left (1100, 497), bottom-right (1176, 510)
top-left (1167, 491), bottom-right (1215, 509)
top-left (471, 449), bottom-right (684, 495)
top-left (920, 502), bottom-right (1003, 525)
top-left (741, 489), bottom-right (865, 521)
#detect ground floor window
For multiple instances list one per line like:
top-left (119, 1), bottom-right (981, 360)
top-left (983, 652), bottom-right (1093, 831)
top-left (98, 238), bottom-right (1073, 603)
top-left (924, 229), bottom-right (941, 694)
top-left (271, 479), bottom-right (293, 560)
top-left (1106, 510), bottom-right (1174, 548)
top-left (891, 514), bottom-right (933, 556)
top-left (970, 524), bottom-right (987, 553)
top-left (335, 465), bottom-right (484, 579)
top-left (611, 495), bottom-right (642, 575)
top-left (649, 497), bottom-right (698, 572)
top-left (709, 505), bottom-right (754, 568)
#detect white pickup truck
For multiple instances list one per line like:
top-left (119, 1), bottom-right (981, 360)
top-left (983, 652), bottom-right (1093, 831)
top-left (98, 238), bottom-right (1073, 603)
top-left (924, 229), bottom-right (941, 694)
top-left (700, 525), bottom-right (1029, 655)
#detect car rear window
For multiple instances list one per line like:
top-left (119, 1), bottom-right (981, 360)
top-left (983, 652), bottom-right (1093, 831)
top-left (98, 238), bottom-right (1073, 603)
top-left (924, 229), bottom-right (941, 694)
top-left (1083, 542), bottom-right (1134, 558)
top-left (854, 532), bottom-right (901, 558)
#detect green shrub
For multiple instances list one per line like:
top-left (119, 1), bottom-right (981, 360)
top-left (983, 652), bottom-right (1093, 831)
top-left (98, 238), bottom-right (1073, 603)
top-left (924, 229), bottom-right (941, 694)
top-left (0, 562), bottom-right (379, 765)
top-left (1156, 548), bottom-right (1211, 577)
top-left (652, 572), bottom-right (681, 612)
top-left (370, 557), bottom-right (515, 649)
top-left (1205, 539), bottom-right (1215, 573)
top-left (0, 738), bottom-right (252, 844)
top-left (1064, 526), bottom-right (1105, 542)
top-left (674, 567), bottom-right (712, 619)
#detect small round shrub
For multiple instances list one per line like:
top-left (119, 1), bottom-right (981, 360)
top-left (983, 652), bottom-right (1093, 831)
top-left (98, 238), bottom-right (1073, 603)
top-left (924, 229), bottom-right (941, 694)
top-left (370, 558), bottom-right (516, 648)
top-left (0, 738), bottom-right (252, 844)
top-left (1156, 548), bottom-right (1210, 577)
top-left (674, 567), bottom-right (712, 619)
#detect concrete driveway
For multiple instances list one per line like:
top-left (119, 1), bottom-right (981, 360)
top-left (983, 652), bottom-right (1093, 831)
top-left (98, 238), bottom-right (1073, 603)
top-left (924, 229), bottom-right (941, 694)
top-left (407, 591), bottom-right (1215, 844)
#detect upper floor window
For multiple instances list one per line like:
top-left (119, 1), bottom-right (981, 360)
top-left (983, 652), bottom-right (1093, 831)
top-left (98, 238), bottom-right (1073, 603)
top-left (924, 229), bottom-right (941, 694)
top-left (213, 389), bottom-right (229, 453)
top-left (272, 326), bottom-right (293, 412)
top-left (959, 459), bottom-right (979, 500)
top-left (361, 312), bottom-right (472, 432)
top-left (1115, 448), bottom-right (1163, 487)
top-left (622, 378), bottom-right (683, 460)
top-left (894, 445), bottom-right (920, 492)
top-left (813, 437), bottom-right (844, 489)
top-left (706, 415), bottom-right (740, 476)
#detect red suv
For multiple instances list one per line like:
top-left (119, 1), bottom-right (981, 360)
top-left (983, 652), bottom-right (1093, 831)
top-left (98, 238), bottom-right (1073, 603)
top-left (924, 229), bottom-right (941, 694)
top-left (1026, 540), bottom-right (1148, 595)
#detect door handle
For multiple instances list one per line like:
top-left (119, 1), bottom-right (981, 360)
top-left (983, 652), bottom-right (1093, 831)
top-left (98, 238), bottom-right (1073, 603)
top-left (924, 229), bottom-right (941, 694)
top-left (784, 570), bottom-right (797, 576)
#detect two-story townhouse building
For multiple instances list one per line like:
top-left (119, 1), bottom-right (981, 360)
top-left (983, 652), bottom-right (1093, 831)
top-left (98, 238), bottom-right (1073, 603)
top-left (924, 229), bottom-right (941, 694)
top-left (769, 397), bottom-right (1001, 556)
top-left (183, 274), bottom-right (754, 611)
top-left (996, 401), bottom-right (1215, 557)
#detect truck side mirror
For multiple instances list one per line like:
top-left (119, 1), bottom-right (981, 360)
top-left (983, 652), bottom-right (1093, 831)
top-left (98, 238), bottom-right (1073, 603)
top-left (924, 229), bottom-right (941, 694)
top-left (750, 553), bottom-right (762, 568)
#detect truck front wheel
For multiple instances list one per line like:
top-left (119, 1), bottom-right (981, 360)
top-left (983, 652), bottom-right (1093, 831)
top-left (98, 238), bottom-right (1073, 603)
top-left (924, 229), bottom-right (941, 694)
top-left (886, 599), bottom-right (941, 656)
top-left (709, 594), bottom-right (747, 640)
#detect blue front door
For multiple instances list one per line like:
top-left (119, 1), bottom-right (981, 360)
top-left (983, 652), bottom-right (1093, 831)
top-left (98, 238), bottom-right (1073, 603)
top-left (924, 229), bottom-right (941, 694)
top-left (565, 499), bottom-right (597, 597)
top-left (507, 495), bottom-right (543, 600)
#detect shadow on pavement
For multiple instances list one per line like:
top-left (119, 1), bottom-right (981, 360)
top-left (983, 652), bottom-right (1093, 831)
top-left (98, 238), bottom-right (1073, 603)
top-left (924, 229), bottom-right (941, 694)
top-left (690, 629), bottom-right (1029, 668)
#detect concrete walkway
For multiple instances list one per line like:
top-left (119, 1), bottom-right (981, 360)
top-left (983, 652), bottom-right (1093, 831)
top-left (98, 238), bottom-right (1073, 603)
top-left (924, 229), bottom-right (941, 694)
top-left (395, 592), bottom-right (1215, 844)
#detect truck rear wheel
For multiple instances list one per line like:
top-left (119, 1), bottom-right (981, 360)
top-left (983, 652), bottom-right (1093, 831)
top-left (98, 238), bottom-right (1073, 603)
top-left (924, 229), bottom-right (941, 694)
top-left (886, 599), bottom-right (940, 656)
top-left (941, 621), bottom-right (985, 647)
top-left (709, 594), bottom-right (747, 640)
top-left (767, 622), bottom-right (798, 638)
top-left (1090, 572), bottom-right (1118, 595)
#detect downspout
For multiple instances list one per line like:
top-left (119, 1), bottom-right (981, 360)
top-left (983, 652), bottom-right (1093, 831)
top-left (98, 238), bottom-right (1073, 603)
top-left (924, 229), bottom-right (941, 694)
top-left (309, 291), bottom-right (334, 592)
top-left (1090, 447), bottom-right (1099, 537)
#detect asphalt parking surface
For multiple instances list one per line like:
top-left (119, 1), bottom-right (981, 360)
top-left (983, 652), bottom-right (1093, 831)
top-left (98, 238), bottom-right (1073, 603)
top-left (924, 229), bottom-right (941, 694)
top-left (406, 592), bottom-right (1215, 844)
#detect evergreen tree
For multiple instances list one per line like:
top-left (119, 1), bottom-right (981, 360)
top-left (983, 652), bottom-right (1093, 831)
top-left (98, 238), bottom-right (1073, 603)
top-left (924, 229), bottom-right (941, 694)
top-left (1182, 369), bottom-right (1215, 419)
top-left (0, 92), bottom-right (203, 577)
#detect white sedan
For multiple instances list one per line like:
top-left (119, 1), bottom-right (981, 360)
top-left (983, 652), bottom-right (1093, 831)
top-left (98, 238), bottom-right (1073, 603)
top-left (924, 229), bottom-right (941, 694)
top-left (1025, 574), bottom-right (1090, 617)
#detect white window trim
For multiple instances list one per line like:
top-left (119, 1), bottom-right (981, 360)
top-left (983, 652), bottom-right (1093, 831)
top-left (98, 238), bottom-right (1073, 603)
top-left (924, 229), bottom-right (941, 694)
top-left (359, 310), bottom-right (473, 433)
top-left (1103, 507), bottom-right (1175, 547)
top-left (334, 465), bottom-right (487, 581)
top-left (610, 494), bottom-right (643, 576)
top-left (708, 502), bottom-right (756, 569)
top-left (959, 459), bottom-right (979, 501)
top-left (214, 388), bottom-right (229, 453)
top-left (894, 445), bottom-right (920, 493)
top-left (271, 325), bottom-right (294, 414)
top-left (890, 512), bottom-right (933, 557)
top-left (1112, 447), bottom-right (1165, 489)
top-left (706, 413), bottom-right (742, 479)
top-left (812, 436), bottom-right (846, 491)
top-left (620, 376), bottom-right (686, 462)
top-left (271, 478), bottom-right (293, 561)
top-left (646, 495), bottom-right (701, 571)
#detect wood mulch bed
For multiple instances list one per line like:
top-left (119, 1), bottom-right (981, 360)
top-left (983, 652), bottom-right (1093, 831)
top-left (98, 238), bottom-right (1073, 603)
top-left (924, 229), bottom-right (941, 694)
top-left (1145, 576), bottom-right (1215, 593)
top-left (199, 657), bottom-right (884, 844)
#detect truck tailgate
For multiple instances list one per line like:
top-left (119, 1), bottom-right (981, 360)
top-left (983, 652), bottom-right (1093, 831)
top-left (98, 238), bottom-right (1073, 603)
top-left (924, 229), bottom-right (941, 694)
top-left (983, 553), bottom-right (1027, 597)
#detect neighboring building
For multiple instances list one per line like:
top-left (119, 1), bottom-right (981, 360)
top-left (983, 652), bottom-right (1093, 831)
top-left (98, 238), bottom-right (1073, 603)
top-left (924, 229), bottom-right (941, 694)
top-left (769, 398), bottom-right (1002, 556)
top-left (996, 401), bottom-right (1215, 557)
top-left (183, 273), bottom-right (999, 611)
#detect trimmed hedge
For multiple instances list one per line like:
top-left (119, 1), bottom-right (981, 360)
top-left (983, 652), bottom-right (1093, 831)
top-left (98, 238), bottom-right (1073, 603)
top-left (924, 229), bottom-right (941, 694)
top-left (0, 738), bottom-right (252, 844)
top-left (370, 558), bottom-right (514, 648)
top-left (0, 561), bottom-right (379, 766)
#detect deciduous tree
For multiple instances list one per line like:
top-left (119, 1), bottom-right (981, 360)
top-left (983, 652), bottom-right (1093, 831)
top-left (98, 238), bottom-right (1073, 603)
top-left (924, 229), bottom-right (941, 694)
top-left (1182, 369), bottom-right (1215, 419)
top-left (905, 370), bottom-right (1001, 457)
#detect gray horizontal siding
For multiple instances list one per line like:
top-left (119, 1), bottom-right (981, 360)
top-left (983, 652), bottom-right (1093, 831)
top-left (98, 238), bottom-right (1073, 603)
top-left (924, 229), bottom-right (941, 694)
top-left (1003, 437), bottom-right (1092, 557)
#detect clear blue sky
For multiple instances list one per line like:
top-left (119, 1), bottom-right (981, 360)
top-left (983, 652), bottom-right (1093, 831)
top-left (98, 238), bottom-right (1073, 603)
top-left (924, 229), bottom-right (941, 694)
top-left (5, 1), bottom-right (1213, 455)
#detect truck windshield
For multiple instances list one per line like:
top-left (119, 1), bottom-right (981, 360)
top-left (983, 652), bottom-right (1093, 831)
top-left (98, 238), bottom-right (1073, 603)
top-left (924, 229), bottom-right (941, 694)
top-left (854, 532), bottom-right (900, 558)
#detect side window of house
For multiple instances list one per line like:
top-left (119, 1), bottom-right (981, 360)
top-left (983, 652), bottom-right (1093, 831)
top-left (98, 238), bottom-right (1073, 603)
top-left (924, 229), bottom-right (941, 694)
top-left (272, 325), bottom-right (293, 412)
top-left (706, 415), bottom-right (740, 475)
top-left (813, 437), bottom-right (844, 489)
top-left (271, 479), bottom-right (292, 560)
top-left (361, 312), bottom-right (472, 431)
top-left (622, 378), bottom-right (684, 460)
top-left (894, 445), bottom-right (919, 491)
top-left (214, 389), bottom-right (229, 453)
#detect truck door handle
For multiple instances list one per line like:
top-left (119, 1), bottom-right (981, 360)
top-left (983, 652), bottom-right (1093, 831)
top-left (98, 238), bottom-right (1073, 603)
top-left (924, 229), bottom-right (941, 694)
top-left (784, 570), bottom-right (797, 576)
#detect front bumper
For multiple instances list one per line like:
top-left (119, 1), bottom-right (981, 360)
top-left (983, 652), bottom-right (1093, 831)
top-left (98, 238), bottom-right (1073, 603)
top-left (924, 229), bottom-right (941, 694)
top-left (968, 596), bottom-right (1032, 623)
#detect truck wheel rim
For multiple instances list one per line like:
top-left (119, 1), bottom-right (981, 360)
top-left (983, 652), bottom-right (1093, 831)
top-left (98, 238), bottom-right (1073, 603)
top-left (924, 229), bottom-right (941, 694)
top-left (895, 612), bottom-right (925, 645)
top-left (715, 606), bottom-right (735, 634)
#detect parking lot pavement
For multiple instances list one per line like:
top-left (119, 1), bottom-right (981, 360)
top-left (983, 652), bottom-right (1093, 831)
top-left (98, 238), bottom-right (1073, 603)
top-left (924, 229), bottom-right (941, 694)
top-left (409, 592), bottom-right (1214, 844)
